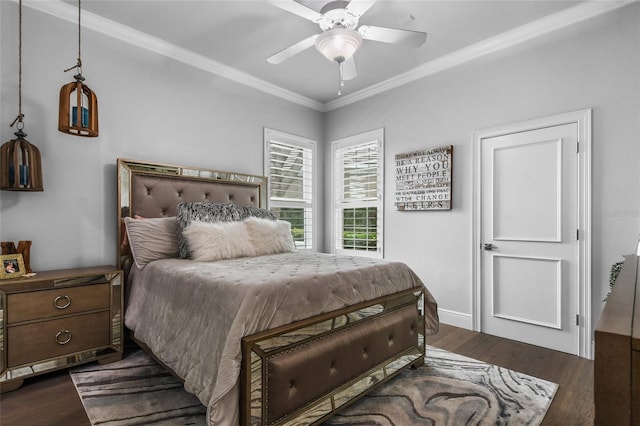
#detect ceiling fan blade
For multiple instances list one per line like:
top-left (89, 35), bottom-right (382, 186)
top-left (342, 57), bottom-right (358, 80)
top-left (345, 0), bottom-right (377, 18)
top-left (268, 0), bottom-right (324, 23)
top-left (267, 34), bottom-right (319, 64)
top-left (358, 25), bottom-right (427, 48)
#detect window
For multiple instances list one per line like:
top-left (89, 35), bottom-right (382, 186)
top-left (332, 129), bottom-right (384, 258)
top-left (264, 129), bottom-right (316, 250)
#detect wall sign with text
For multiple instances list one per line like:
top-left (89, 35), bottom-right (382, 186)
top-left (395, 145), bottom-right (453, 211)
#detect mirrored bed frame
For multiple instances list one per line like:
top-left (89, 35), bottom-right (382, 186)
top-left (117, 158), bottom-right (433, 426)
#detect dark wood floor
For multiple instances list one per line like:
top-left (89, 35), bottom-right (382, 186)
top-left (0, 324), bottom-right (593, 425)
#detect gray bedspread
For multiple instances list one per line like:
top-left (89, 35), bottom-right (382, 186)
top-left (125, 251), bottom-right (439, 425)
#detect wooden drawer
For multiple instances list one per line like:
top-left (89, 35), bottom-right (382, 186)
top-left (7, 283), bottom-right (110, 324)
top-left (0, 266), bottom-right (123, 393)
top-left (7, 311), bottom-right (110, 367)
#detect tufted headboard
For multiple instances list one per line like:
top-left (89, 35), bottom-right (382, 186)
top-left (117, 158), bottom-right (268, 267)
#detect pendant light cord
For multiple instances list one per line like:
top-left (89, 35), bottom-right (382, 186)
top-left (9, 0), bottom-right (24, 129)
top-left (63, 0), bottom-right (82, 74)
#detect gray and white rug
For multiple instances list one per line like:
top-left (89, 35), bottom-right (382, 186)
top-left (70, 346), bottom-right (557, 425)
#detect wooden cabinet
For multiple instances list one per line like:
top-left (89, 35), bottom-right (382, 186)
top-left (594, 255), bottom-right (640, 425)
top-left (0, 266), bottom-right (123, 392)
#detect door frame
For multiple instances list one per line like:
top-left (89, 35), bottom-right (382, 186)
top-left (472, 109), bottom-right (592, 358)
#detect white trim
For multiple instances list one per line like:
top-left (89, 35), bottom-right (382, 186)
top-left (17, 0), bottom-right (324, 112)
top-left (490, 255), bottom-right (563, 330)
top-left (14, 0), bottom-right (632, 112)
top-left (472, 109), bottom-right (592, 359)
top-left (491, 138), bottom-right (563, 243)
top-left (437, 309), bottom-right (473, 330)
top-left (324, 1), bottom-right (633, 111)
top-left (264, 128), bottom-right (317, 152)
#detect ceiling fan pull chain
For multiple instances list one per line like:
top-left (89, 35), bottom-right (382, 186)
top-left (338, 61), bottom-right (344, 96)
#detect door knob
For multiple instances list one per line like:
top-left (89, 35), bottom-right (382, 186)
top-left (483, 243), bottom-right (495, 251)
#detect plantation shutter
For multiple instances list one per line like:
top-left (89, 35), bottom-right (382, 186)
top-left (266, 139), bottom-right (314, 250)
top-left (334, 137), bottom-right (383, 257)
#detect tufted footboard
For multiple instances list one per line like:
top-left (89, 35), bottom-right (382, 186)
top-left (240, 287), bottom-right (426, 426)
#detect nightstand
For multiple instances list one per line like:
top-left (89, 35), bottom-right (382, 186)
top-left (0, 265), bottom-right (123, 392)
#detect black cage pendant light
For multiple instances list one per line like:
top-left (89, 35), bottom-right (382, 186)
top-left (0, 0), bottom-right (44, 191)
top-left (58, 0), bottom-right (98, 137)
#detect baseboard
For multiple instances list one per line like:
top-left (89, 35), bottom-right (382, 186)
top-left (437, 308), bottom-right (473, 330)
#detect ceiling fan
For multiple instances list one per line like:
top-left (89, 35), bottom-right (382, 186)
top-left (267, 0), bottom-right (427, 95)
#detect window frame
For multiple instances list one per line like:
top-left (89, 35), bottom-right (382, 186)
top-left (263, 128), bottom-right (318, 251)
top-left (331, 128), bottom-right (384, 258)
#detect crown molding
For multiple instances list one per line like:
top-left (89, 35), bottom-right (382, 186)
top-left (13, 0), bottom-right (635, 113)
top-left (15, 0), bottom-right (325, 112)
top-left (324, 0), bottom-right (635, 111)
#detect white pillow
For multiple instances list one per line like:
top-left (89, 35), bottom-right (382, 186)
top-left (244, 217), bottom-right (296, 256)
top-left (182, 220), bottom-right (256, 261)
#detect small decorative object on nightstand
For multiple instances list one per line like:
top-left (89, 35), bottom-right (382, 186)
top-left (0, 265), bottom-right (123, 392)
top-left (1, 240), bottom-right (32, 273)
top-left (0, 254), bottom-right (26, 279)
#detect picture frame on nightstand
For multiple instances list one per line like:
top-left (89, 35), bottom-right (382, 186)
top-left (0, 254), bottom-right (25, 279)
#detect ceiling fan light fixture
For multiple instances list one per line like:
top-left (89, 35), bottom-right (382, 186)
top-left (315, 28), bottom-right (362, 63)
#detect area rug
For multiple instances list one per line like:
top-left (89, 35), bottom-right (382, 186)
top-left (70, 346), bottom-right (557, 425)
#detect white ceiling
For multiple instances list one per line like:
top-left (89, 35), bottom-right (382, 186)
top-left (33, 1), bottom-right (628, 110)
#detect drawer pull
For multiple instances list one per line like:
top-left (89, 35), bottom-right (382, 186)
top-left (54, 295), bottom-right (71, 309)
top-left (55, 330), bottom-right (72, 345)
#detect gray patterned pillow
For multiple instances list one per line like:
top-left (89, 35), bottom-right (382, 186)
top-left (176, 202), bottom-right (242, 258)
top-left (237, 206), bottom-right (277, 221)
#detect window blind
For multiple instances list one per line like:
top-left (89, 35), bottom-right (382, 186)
top-left (334, 136), bottom-right (383, 257)
top-left (266, 139), bottom-right (313, 250)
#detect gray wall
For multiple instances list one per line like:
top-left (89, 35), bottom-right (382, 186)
top-left (0, 3), bottom-right (324, 271)
top-left (324, 4), bottom-right (640, 328)
top-left (1, 2), bottom-right (639, 333)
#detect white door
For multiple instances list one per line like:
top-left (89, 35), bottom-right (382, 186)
top-left (480, 123), bottom-right (580, 355)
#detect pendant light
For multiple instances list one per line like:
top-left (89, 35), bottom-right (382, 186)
top-left (0, 0), bottom-right (44, 191)
top-left (58, 0), bottom-right (98, 137)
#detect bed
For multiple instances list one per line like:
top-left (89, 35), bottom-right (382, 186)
top-left (117, 158), bottom-right (439, 426)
